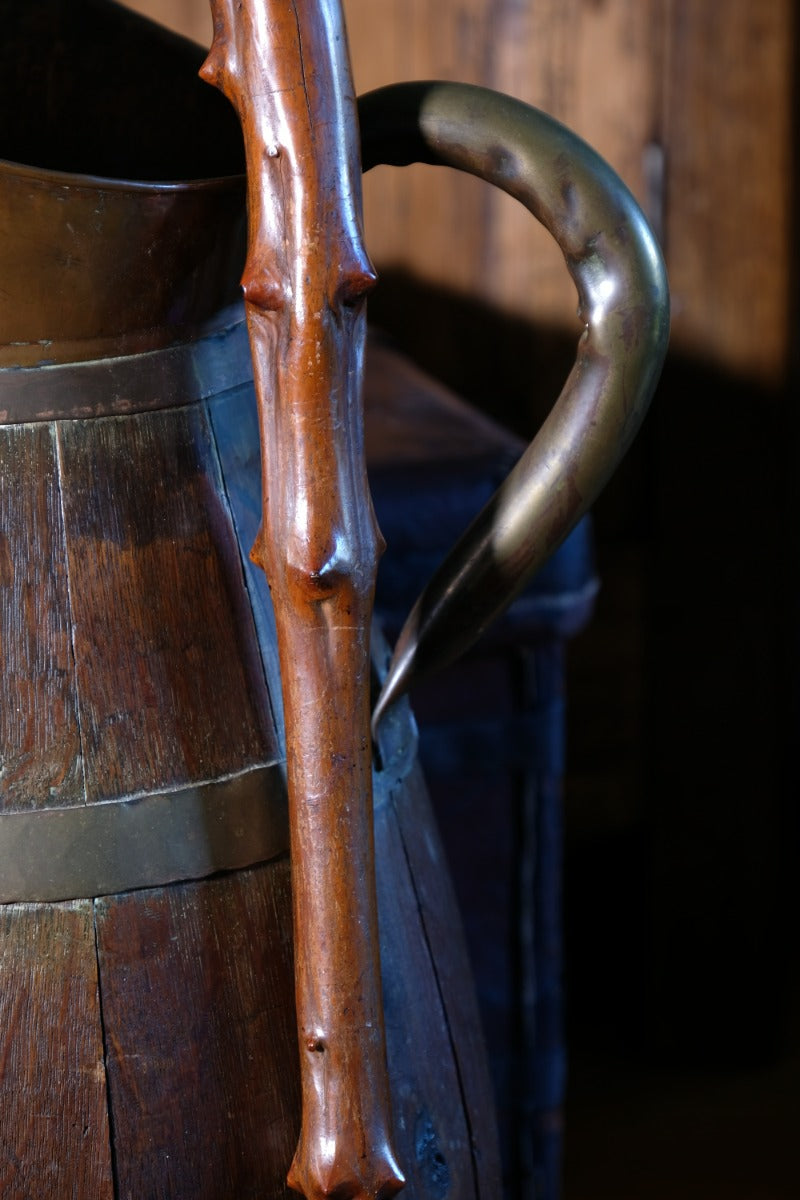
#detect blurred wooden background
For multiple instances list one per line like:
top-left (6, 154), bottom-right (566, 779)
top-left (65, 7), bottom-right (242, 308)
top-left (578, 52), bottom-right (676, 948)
top-left (125, 0), bottom-right (791, 385)
top-left (123, 1), bottom-right (798, 1195)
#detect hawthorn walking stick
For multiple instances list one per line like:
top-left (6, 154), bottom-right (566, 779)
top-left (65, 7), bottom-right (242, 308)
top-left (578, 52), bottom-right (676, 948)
top-left (202, 2), bottom-right (402, 1197)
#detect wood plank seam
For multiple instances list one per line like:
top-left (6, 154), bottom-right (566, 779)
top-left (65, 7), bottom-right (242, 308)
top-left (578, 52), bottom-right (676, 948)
top-left (54, 419), bottom-right (90, 808)
top-left (91, 898), bottom-right (121, 1200)
top-left (201, 394), bottom-right (287, 745)
top-left (388, 784), bottom-right (484, 1200)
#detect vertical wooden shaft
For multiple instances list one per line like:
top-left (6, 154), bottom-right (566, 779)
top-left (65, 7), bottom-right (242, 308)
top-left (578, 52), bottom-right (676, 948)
top-left (201, 3), bottom-right (403, 1197)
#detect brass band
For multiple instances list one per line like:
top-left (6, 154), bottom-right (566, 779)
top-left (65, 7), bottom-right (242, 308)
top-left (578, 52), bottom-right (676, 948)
top-left (0, 306), bottom-right (252, 425)
top-left (0, 764), bottom-right (288, 904)
top-left (0, 688), bottom-right (415, 904)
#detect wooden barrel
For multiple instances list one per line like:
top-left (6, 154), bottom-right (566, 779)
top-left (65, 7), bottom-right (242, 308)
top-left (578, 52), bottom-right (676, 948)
top-left (0, 5), bottom-right (500, 1196)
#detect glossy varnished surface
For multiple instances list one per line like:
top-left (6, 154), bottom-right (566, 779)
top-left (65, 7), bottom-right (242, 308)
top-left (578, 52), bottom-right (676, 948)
top-left (210, 352), bottom-right (503, 1199)
top-left (203, 3), bottom-right (403, 1195)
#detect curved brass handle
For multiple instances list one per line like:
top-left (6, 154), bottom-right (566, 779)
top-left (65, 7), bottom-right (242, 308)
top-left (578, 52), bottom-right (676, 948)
top-left (359, 82), bottom-right (670, 727)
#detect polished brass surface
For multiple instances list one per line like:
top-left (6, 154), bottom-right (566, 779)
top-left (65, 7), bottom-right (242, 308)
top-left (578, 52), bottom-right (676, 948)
top-left (0, 161), bottom-right (245, 367)
top-left (359, 82), bottom-right (670, 727)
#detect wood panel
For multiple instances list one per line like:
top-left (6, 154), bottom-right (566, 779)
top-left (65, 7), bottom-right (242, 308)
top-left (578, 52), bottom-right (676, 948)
top-left (663, 0), bottom-right (792, 382)
top-left (0, 901), bottom-right (114, 1199)
top-left (95, 861), bottom-right (300, 1200)
top-left (0, 422), bottom-right (83, 813)
top-left (122, 0), bottom-right (793, 383)
top-left (345, 0), bottom-right (663, 334)
top-left (121, 0), bottom-right (212, 45)
top-left (347, 0), bottom-right (501, 302)
top-left (483, 0), bottom-right (666, 325)
top-left (56, 407), bottom-right (275, 804)
top-left (347, 0), bottom-right (792, 384)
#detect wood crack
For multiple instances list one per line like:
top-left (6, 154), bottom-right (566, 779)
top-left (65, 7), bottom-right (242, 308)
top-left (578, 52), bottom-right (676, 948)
top-left (53, 420), bottom-right (90, 808)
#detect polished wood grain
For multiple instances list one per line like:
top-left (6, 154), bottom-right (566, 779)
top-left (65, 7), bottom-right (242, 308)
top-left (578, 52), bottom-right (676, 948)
top-left (0, 901), bottom-right (113, 1199)
top-left (56, 406), bottom-right (275, 804)
top-left (202, 2), bottom-right (403, 1195)
top-left (0, 422), bottom-right (83, 814)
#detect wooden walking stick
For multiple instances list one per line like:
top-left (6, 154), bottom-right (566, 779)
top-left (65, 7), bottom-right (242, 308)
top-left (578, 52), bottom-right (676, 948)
top-left (201, 2), bottom-right (404, 1197)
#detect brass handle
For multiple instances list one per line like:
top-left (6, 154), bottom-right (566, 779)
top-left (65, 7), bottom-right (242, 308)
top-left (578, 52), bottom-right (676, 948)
top-left (359, 82), bottom-right (670, 725)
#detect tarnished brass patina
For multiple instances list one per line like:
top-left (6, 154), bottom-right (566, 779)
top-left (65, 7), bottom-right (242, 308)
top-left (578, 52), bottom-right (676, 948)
top-left (0, 0), bottom-right (246, 369)
top-left (361, 83), bottom-right (670, 727)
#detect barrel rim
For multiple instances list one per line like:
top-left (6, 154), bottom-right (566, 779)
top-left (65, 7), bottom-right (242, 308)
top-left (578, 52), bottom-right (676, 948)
top-left (0, 154), bottom-right (246, 194)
